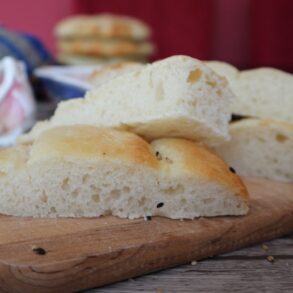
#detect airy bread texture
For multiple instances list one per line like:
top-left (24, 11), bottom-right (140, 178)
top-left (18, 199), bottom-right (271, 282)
top-left (214, 118), bottom-right (293, 182)
top-left (19, 56), bottom-right (234, 146)
top-left (58, 38), bottom-right (155, 57)
top-left (206, 61), bottom-right (293, 122)
top-left (89, 62), bottom-right (144, 87)
top-left (55, 14), bottom-right (151, 40)
top-left (0, 126), bottom-right (249, 218)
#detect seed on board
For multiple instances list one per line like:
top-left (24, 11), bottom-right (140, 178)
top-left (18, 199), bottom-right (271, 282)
top-left (144, 215), bottom-right (152, 221)
top-left (261, 244), bottom-right (269, 251)
top-left (33, 247), bottom-right (46, 255)
top-left (266, 255), bottom-right (275, 263)
top-left (191, 260), bottom-right (197, 265)
top-left (229, 166), bottom-right (236, 174)
top-left (157, 202), bottom-right (164, 208)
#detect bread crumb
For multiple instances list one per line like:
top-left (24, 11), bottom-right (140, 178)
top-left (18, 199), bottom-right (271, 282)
top-left (165, 157), bottom-right (173, 163)
top-left (261, 244), bottom-right (269, 251)
top-left (191, 260), bottom-right (197, 265)
top-left (266, 255), bottom-right (274, 263)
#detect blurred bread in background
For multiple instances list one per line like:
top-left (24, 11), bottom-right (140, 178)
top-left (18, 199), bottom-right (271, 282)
top-left (55, 14), bottom-right (155, 65)
top-left (206, 61), bottom-right (293, 123)
top-left (55, 14), bottom-right (151, 40)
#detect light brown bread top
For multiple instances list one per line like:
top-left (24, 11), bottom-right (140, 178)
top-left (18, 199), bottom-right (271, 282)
top-left (29, 126), bottom-right (159, 168)
top-left (55, 14), bottom-right (151, 40)
top-left (151, 138), bottom-right (249, 199)
top-left (57, 38), bottom-right (155, 57)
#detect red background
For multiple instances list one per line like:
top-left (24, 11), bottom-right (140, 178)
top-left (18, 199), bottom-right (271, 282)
top-left (0, 0), bottom-right (292, 71)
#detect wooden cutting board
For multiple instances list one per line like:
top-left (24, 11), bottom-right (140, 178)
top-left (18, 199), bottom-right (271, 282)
top-left (0, 177), bottom-right (292, 293)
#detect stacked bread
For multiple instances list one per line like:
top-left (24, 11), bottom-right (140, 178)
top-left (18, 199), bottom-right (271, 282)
top-left (55, 14), bottom-right (155, 65)
top-left (0, 56), bottom-right (249, 219)
top-left (206, 61), bottom-right (293, 182)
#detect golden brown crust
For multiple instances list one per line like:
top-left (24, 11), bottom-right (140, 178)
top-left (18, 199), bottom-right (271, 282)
top-left (57, 38), bottom-right (155, 57)
top-left (151, 138), bottom-right (249, 202)
top-left (29, 126), bottom-right (159, 169)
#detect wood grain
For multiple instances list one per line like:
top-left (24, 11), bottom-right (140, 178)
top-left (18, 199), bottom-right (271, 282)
top-left (0, 177), bottom-right (292, 293)
top-left (90, 237), bottom-right (293, 293)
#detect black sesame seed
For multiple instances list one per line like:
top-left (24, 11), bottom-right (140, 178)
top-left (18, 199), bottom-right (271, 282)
top-left (146, 216), bottom-right (152, 221)
top-left (155, 151), bottom-right (162, 160)
top-left (231, 114), bottom-right (245, 122)
top-left (33, 247), bottom-right (46, 255)
top-left (157, 202), bottom-right (164, 208)
top-left (229, 167), bottom-right (236, 174)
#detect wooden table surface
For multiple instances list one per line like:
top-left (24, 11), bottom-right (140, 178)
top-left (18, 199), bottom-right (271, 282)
top-left (87, 235), bottom-right (293, 293)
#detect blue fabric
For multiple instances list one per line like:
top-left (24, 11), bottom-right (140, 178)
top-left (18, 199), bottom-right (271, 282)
top-left (38, 77), bottom-right (86, 102)
top-left (21, 33), bottom-right (54, 65)
top-left (0, 27), bottom-right (54, 74)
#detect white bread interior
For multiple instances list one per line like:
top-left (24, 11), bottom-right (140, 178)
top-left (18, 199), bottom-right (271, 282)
top-left (206, 61), bottom-right (293, 122)
top-left (19, 56), bottom-right (234, 146)
top-left (214, 118), bottom-right (293, 182)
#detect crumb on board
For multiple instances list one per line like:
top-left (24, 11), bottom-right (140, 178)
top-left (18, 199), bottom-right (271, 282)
top-left (266, 255), bottom-right (275, 263)
top-left (261, 244), bottom-right (269, 251)
top-left (191, 260), bottom-right (197, 266)
top-left (144, 215), bottom-right (152, 221)
top-left (32, 247), bottom-right (46, 255)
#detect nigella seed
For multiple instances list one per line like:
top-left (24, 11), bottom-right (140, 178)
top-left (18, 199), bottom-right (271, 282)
top-left (33, 247), bottom-right (46, 255)
top-left (146, 216), bottom-right (152, 221)
top-left (157, 202), bottom-right (164, 208)
top-left (155, 151), bottom-right (162, 160)
top-left (229, 167), bottom-right (236, 174)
